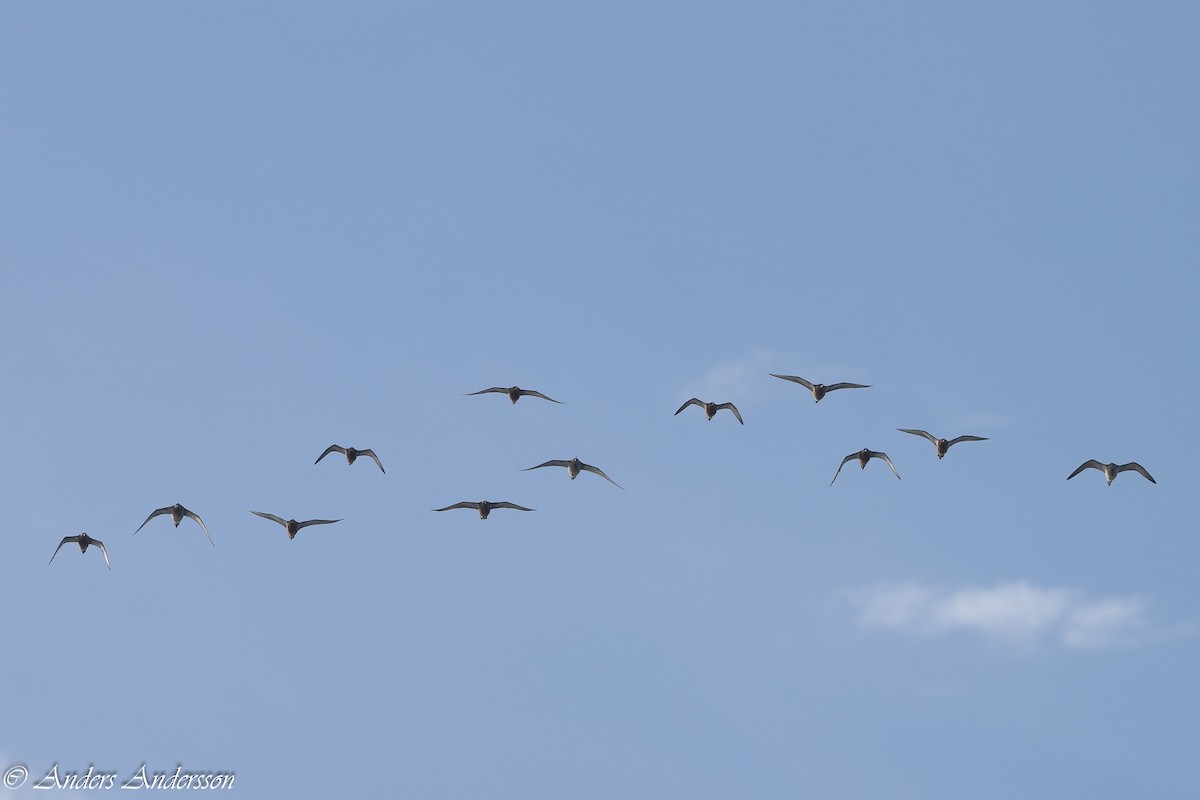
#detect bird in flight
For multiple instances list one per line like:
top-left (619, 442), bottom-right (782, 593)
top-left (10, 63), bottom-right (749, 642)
top-left (133, 503), bottom-right (214, 545)
top-left (674, 398), bottom-right (744, 424)
top-left (523, 457), bottom-right (624, 489)
top-left (432, 501), bottom-right (535, 519)
top-left (249, 511), bottom-right (343, 539)
top-left (1067, 460), bottom-right (1156, 485)
top-left (465, 386), bottom-right (562, 404)
top-left (830, 449), bottom-right (901, 486)
top-left (49, 533), bottom-right (111, 570)
top-left (897, 429), bottom-right (989, 459)
top-left (315, 445), bottom-right (386, 474)
top-left (770, 374), bottom-right (871, 403)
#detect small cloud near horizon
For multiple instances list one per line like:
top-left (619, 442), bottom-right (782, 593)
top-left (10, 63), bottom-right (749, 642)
top-left (681, 350), bottom-right (869, 404)
top-left (848, 580), bottom-right (1150, 651)
top-left (680, 350), bottom-right (783, 404)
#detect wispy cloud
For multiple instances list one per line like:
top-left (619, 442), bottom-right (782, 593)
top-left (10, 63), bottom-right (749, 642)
top-left (680, 349), bottom-right (784, 402)
top-left (848, 581), bottom-right (1149, 650)
top-left (945, 410), bottom-right (1020, 434)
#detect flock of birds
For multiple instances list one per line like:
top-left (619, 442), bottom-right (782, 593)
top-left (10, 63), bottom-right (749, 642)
top-left (47, 375), bottom-right (1156, 570)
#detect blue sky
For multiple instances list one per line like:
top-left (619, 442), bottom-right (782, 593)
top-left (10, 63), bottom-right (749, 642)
top-left (2, 2), bottom-right (1198, 797)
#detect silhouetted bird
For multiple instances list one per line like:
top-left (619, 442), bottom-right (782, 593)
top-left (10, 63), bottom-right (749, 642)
top-left (830, 449), bottom-right (901, 486)
top-left (770, 374), bottom-right (871, 403)
top-left (249, 511), bottom-right (342, 539)
top-left (523, 457), bottom-right (623, 489)
top-left (465, 386), bottom-right (562, 404)
top-left (898, 429), bottom-right (988, 459)
top-left (674, 398), bottom-right (744, 424)
top-left (49, 533), bottom-right (110, 570)
top-left (315, 445), bottom-right (385, 474)
top-left (1067, 460), bottom-right (1155, 485)
top-left (432, 501), bottom-right (535, 519)
top-left (134, 503), bottom-right (213, 545)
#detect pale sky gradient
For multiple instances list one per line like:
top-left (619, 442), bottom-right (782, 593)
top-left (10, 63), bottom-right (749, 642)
top-left (2, 3), bottom-right (1198, 798)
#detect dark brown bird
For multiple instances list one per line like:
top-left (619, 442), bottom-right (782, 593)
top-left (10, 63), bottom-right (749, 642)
top-left (134, 503), bottom-right (213, 545)
top-left (249, 510), bottom-right (342, 539)
top-left (432, 501), bottom-right (535, 519)
top-left (465, 386), bottom-right (562, 404)
top-left (1067, 460), bottom-right (1156, 485)
top-left (830, 449), bottom-right (901, 486)
top-left (315, 445), bottom-right (385, 474)
top-left (49, 533), bottom-right (111, 570)
top-left (674, 398), bottom-right (744, 424)
top-left (898, 429), bottom-right (989, 459)
top-left (770, 373), bottom-right (871, 403)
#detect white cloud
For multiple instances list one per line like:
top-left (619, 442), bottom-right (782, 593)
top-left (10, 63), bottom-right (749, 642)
top-left (849, 581), bottom-right (1148, 650)
top-left (682, 351), bottom-right (775, 402)
top-left (946, 410), bottom-right (1019, 434)
top-left (1063, 598), bottom-right (1148, 649)
top-left (680, 349), bottom-right (791, 403)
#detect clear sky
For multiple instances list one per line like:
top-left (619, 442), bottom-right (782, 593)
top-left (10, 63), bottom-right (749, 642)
top-left (2, 2), bottom-right (1198, 797)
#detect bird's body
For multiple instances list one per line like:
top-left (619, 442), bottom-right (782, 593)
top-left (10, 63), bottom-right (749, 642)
top-left (674, 398), bottom-right (744, 424)
top-left (898, 429), bottom-right (989, 459)
top-left (1068, 460), bottom-right (1156, 485)
top-left (249, 510), bottom-right (343, 539)
top-left (432, 501), bottom-right (535, 519)
top-left (465, 386), bottom-right (562, 404)
top-left (770, 374), bottom-right (871, 403)
top-left (315, 445), bottom-right (385, 474)
top-left (830, 449), bottom-right (901, 485)
top-left (523, 457), bottom-right (623, 489)
top-left (134, 503), bottom-right (213, 545)
top-left (49, 533), bottom-right (110, 570)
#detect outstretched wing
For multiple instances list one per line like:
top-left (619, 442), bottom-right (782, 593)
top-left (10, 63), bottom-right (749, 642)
top-left (522, 460), bottom-right (571, 472)
top-left (464, 387), bottom-right (508, 396)
top-left (133, 506), bottom-right (172, 535)
top-left (1067, 460), bottom-right (1105, 480)
top-left (714, 402), bottom-right (744, 425)
top-left (94, 539), bottom-right (112, 571)
top-left (433, 502), bottom-right (478, 512)
top-left (297, 518), bottom-right (342, 529)
top-left (180, 506), bottom-right (215, 546)
top-left (674, 398), bottom-right (704, 416)
top-left (1118, 462), bottom-right (1156, 484)
top-left (359, 448), bottom-right (386, 474)
top-left (870, 450), bottom-right (901, 480)
top-left (249, 510), bottom-right (287, 527)
top-left (491, 502), bottom-right (535, 512)
top-left (829, 453), bottom-right (857, 486)
top-left (769, 374), bottom-right (815, 391)
top-left (315, 444), bottom-right (346, 465)
top-left (580, 462), bottom-right (624, 489)
top-left (519, 389), bottom-right (563, 404)
top-left (825, 382), bottom-right (871, 391)
top-left (49, 535), bottom-right (79, 565)
top-left (898, 428), bottom-right (938, 445)
top-left (946, 435), bottom-right (988, 449)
